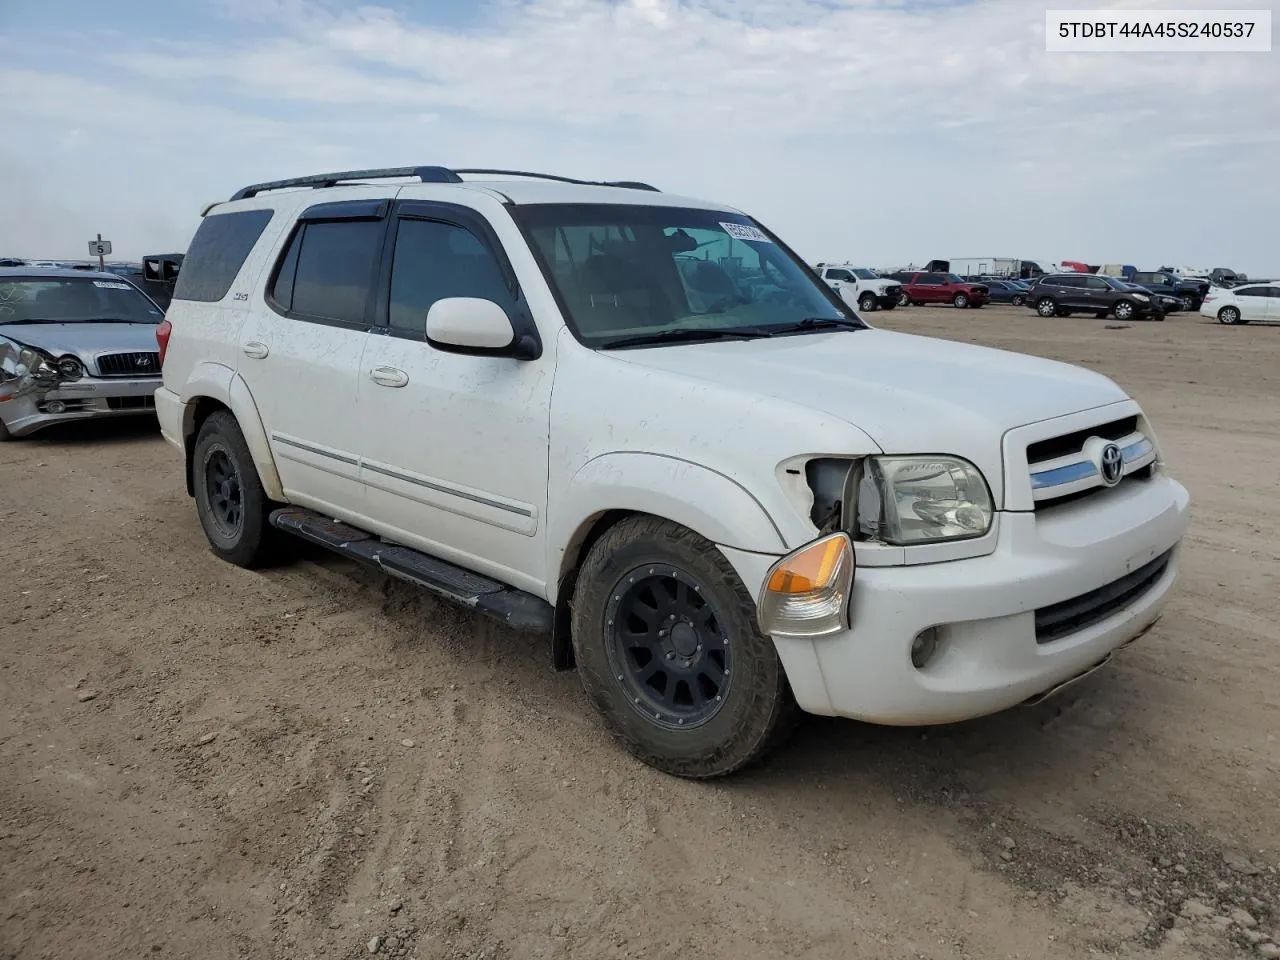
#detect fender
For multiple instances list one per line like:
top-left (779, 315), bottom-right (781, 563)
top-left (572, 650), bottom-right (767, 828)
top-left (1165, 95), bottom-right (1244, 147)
top-left (550, 452), bottom-right (790, 579)
top-left (179, 362), bottom-right (284, 502)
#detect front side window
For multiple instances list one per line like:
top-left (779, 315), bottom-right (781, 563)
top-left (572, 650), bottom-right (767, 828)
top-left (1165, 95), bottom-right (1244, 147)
top-left (388, 219), bottom-right (514, 335)
top-left (0, 276), bottom-right (163, 325)
top-left (271, 219), bottom-right (382, 325)
top-left (825, 269), bottom-right (853, 282)
top-left (513, 204), bottom-right (857, 348)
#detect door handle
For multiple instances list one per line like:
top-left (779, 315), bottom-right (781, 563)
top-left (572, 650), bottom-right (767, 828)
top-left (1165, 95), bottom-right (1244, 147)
top-left (370, 365), bottom-right (409, 388)
top-left (242, 341), bottom-right (269, 359)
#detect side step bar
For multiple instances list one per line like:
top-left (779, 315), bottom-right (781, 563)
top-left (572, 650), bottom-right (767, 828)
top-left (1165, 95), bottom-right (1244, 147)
top-left (269, 507), bottom-right (555, 634)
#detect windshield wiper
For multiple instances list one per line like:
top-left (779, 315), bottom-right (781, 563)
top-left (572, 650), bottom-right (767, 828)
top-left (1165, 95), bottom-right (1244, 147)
top-left (598, 327), bottom-right (774, 350)
top-left (759, 317), bottom-right (864, 335)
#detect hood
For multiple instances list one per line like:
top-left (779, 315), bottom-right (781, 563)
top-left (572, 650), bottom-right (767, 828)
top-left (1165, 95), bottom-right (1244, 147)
top-left (611, 328), bottom-right (1129, 504)
top-left (0, 321), bottom-right (160, 363)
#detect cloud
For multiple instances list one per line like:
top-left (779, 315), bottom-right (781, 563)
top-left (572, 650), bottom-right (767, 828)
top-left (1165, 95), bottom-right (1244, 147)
top-left (1, 0), bottom-right (1276, 273)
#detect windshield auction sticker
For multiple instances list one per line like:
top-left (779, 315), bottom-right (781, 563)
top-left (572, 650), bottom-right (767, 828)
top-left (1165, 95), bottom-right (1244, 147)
top-left (720, 222), bottom-right (773, 243)
top-left (92, 281), bottom-right (133, 290)
top-left (1046, 9), bottom-right (1271, 51)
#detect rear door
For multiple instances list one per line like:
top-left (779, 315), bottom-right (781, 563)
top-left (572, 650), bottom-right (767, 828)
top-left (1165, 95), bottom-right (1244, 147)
top-left (1234, 285), bottom-right (1272, 322)
top-left (1265, 286), bottom-right (1280, 322)
top-left (236, 194), bottom-right (390, 517)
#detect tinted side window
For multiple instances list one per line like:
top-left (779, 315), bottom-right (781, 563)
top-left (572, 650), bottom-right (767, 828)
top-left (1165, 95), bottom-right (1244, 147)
top-left (172, 209), bottom-right (273, 303)
top-left (388, 219), bottom-right (514, 335)
top-left (826, 269), bottom-right (853, 282)
top-left (1235, 287), bottom-right (1266, 297)
top-left (1084, 276), bottom-right (1109, 290)
top-left (916, 274), bottom-right (940, 286)
top-left (274, 220), bottom-right (383, 325)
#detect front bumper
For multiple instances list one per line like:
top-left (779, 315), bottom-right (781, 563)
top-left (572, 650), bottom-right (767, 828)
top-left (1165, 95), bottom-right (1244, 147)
top-left (0, 376), bottom-right (161, 437)
top-left (721, 474), bottom-right (1190, 725)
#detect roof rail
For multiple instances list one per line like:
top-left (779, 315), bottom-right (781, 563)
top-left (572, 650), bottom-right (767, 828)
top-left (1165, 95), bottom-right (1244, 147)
top-left (452, 169), bottom-right (660, 192)
top-left (229, 165), bottom-right (660, 201)
top-left (230, 166), bottom-right (463, 200)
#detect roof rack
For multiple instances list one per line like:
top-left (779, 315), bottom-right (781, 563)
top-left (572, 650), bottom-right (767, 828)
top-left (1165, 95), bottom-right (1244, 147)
top-left (229, 166), bottom-right (660, 201)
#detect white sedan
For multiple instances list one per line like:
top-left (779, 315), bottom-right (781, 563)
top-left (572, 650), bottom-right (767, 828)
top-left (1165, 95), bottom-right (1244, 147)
top-left (1199, 283), bottom-right (1280, 325)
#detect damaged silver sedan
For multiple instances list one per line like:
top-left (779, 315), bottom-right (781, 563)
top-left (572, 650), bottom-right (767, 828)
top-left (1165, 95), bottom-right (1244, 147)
top-left (0, 268), bottom-right (166, 440)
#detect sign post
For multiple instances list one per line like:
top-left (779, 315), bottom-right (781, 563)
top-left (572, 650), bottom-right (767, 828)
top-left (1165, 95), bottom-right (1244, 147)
top-left (87, 234), bottom-right (112, 271)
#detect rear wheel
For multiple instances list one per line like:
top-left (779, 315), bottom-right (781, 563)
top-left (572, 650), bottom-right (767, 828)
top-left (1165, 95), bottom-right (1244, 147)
top-left (1036, 298), bottom-right (1058, 317)
top-left (858, 292), bottom-right (877, 312)
top-left (897, 291), bottom-right (910, 307)
top-left (1218, 305), bottom-right (1244, 325)
top-left (192, 411), bottom-right (279, 568)
top-left (953, 293), bottom-right (969, 308)
top-left (1095, 311), bottom-right (1108, 319)
top-left (571, 516), bottom-right (796, 779)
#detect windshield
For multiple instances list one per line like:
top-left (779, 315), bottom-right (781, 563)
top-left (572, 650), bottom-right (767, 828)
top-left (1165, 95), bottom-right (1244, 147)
top-left (512, 204), bottom-right (859, 348)
top-left (852, 268), bottom-right (878, 280)
top-left (0, 277), bottom-right (162, 324)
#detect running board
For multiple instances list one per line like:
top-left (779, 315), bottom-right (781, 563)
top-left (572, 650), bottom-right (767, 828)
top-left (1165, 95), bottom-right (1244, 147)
top-left (269, 507), bottom-right (554, 634)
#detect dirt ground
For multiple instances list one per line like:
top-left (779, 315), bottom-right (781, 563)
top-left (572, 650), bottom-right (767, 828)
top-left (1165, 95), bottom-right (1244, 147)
top-left (2, 304), bottom-right (1279, 960)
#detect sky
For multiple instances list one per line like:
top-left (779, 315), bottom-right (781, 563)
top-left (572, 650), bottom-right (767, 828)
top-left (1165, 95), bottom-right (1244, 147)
top-left (0, 0), bottom-right (1277, 275)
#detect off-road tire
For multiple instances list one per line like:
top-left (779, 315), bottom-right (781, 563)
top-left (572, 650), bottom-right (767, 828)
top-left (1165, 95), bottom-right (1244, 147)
top-left (192, 411), bottom-right (279, 568)
top-left (571, 515), bottom-right (797, 779)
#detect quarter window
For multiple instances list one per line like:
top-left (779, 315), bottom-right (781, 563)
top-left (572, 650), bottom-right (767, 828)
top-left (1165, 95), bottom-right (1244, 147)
top-left (388, 219), bottom-right (515, 335)
top-left (173, 209), bottom-right (273, 303)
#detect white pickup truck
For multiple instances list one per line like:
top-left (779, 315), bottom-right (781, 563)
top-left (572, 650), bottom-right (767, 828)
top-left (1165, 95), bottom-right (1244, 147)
top-left (154, 166), bottom-right (1190, 779)
top-left (814, 263), bottom-right (903, 312)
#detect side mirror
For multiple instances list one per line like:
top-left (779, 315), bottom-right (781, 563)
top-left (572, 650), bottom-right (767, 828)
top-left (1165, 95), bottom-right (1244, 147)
top-left (425, 297), bottom-right (540, 360)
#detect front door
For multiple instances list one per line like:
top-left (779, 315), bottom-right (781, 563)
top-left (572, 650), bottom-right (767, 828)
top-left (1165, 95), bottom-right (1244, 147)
top-left (236, 194), bottom-right (391, 519)
top-left (352, 200), bottom-right (555, 596)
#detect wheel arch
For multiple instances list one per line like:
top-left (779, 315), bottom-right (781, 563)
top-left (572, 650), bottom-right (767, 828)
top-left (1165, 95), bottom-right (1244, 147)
top-left (178, 367), bottom-right (283, 501)
top-left (548, 454), bottom-right (793, 670)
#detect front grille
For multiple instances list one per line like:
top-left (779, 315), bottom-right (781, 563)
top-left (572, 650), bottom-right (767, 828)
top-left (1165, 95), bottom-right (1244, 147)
top-left (106, 395), bottom-right (155, 410)
top-left (1035, 549), bottom-right (1172, 644)
top-left (1027, 415), bottom-right (1138, 464)
top-left (96, 352), bottom-right (160, 378)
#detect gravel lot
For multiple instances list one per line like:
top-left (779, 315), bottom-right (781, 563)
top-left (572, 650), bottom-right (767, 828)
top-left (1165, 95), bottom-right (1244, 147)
top-left (2, 304), bottom-right (1278, 960)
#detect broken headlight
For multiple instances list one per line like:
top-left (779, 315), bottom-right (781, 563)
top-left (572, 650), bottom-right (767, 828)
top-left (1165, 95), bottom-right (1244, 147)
top-left (855, 456), bottom-right (993, 545)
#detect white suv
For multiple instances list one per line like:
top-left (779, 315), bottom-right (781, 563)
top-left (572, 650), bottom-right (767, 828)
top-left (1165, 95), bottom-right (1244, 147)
top-left (154, 166), bottom-right (1190, 778)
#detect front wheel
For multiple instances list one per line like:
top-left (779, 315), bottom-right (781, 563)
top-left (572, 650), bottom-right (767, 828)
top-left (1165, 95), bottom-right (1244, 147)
top-left (858, 293), bottom-right (877, 312)
top-left (1114, 301), bottom-right (1135, 321)
top-left (1011, 295), bottom-right (1025, 307)
top-left (1218, 305), bottom-right (1244, 325)
top-left (192, 411), bottom-right (279, 568)
top-left (571, 516), bottom-right (796, 779)
top-left (1036, 298), bottom-right (1058, 317)
top-left (953, 293), bottom-right (969, 309)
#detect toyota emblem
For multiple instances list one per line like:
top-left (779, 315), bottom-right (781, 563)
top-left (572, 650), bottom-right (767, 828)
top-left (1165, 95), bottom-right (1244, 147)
top-left (1099, 442), bottom-right (1124, 486)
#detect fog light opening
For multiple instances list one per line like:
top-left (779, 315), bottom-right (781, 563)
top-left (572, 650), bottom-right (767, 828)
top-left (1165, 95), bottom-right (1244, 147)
top-left (45, 399), bottom-right (67, 415)
top-left (911, 627), bottom-right (940, 670)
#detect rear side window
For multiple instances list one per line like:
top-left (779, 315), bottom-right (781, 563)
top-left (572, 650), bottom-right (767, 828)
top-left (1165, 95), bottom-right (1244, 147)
top-left (270, 219), bottom-right (383, 326)
top-left (1235, 286), bottom-right (1267, 297)
top-left (172, 209), bottom-right (273, 303)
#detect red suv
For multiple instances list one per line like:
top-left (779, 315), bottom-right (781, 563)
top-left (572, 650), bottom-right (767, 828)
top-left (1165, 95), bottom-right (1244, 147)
top-left (891, 272), bottom-right (989, 309)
